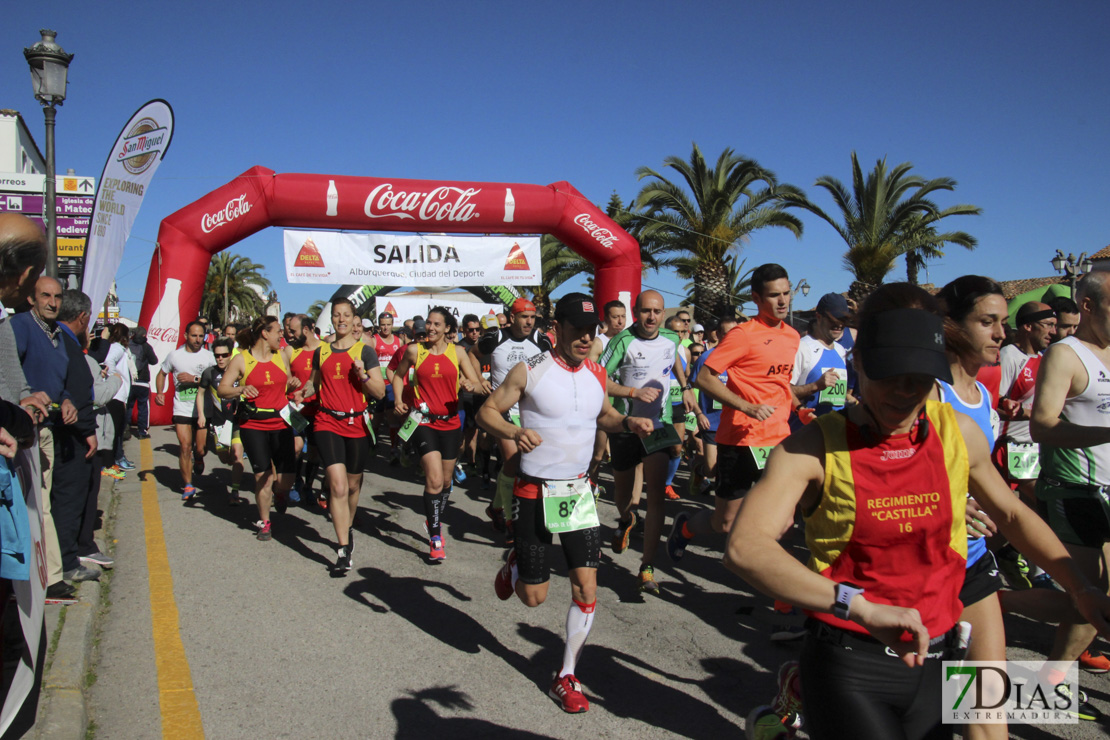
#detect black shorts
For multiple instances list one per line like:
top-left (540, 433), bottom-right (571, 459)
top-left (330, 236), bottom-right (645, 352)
top-left (240, 426), bottom-right (296, 475)
top-left (315, 430), bottom-right (371, 471)
top-left (461, 394), bottom-right (482, 429)
top-left (959, 550), bottom-right (1003, 608)
top-left (697, 428), bottom-right (717, 446)
top-left (1039, 486), bottom-right (1110, 548)
top-left (411, 424), bottom-right (463, 460)
top-left (172, 415), bottom-right (198, 427)
top-left (512, 492), bottom-right (601, 585)
top-left (609, 432), bottom-right (654, 472)
top-left (716, 444), bottom-right (765, 500)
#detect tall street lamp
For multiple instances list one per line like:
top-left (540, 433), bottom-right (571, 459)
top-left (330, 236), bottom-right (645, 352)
top-left (24, 29), bottom-right (74, 280)
top-left (788, 278), bottom-right (810, 328)
top-left (1051, 249), bottom-right (1093, 296)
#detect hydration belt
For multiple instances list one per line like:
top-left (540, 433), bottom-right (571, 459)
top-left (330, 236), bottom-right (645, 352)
top-left (319, 407), bottom-right (365, 420)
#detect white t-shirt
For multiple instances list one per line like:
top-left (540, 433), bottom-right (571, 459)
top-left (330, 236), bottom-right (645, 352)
top-left (161, 347), bottom-right (215, 418)
top-left (104, 343), bottom-right (132, 404)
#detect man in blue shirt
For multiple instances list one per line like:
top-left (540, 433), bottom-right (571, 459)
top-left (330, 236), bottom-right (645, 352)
top-left (11, 276), bottom-right (78, 596)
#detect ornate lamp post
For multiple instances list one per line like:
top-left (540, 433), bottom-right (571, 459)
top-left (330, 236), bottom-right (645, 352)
top-left (1051, 250), bottom-right (1093, 296)
top-left (788, 278), bottom-right (810, 327)
top-left (24, 29), bottom-right (74, 280)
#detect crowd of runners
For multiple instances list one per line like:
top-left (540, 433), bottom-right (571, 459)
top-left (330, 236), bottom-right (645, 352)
top-left (144, 266), bottom-right (1110, 739)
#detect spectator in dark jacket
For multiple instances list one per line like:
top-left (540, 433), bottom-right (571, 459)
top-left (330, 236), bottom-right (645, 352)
top-left (127, 326), bottom-right (158, 439)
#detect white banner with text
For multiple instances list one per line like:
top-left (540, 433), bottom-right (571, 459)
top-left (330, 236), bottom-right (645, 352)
top-left (284, 230), bottom-right (541, 286)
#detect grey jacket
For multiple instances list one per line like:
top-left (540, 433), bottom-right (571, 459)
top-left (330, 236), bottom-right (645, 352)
top-left (86, 356), bottom-right (123, 451)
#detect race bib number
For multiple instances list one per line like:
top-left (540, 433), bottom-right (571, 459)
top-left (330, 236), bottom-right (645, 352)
top-left (641, 424), bottom-right (681, 455)
top-left (685, 411), bottom-right (697, 433)
top-left (215, 421), bottom-right (233, 449)
top-left (178, 387), bottom-right (198, 401)
top-left (750, 446), bottom-right (773, 470)
top-left (668, 379), bottom-right (682, 405)
top-left (398, 410), bottom-right (424, 442)
top-left (542, 478), bottom-right (601, 534)
top-left (1007, 442), bottom-right (1040, 480)
top-left (817, 368), bottom-right (849, 407)
top-left (511, 413), bottom-right (521, 427)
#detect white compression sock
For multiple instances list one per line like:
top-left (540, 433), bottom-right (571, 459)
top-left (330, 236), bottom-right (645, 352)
top-left (559, 599), bottom-right (596, 678)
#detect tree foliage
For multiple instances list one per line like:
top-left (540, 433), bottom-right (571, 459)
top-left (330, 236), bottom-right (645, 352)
top-left (199, 252), bottom-right (271, 325)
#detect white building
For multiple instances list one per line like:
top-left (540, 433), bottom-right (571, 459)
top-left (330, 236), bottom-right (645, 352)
top-left (0, 109), bottom-right (46, 174)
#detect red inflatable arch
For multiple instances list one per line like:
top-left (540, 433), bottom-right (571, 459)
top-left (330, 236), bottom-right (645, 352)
top-left (138, 166), bottom-right (642, 426)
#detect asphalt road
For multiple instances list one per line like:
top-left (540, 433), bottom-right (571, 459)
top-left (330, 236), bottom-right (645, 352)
top-left (87, 427), bottom-right (1109, 739)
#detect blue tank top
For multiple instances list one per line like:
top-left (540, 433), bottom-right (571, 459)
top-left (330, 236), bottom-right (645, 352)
top-left (939, 379), bottom-right (998, 568)
top-left (693, 349), bottom-right (726, 431)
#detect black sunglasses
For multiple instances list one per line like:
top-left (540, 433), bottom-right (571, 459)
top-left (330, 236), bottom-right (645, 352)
top-left (214, 352), bottom-right (230, 358)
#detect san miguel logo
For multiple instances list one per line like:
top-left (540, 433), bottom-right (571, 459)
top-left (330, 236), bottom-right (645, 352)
top-left (116, 117), bottom-right (168, 175)
top-left (573, 213), bottom-right (618, 248)
top-left (201, 194), bottom-right (252, 234)
top-left (364, 183), bottom-right (481, 222)
top-left (295, 238), bottom-right (325, 268)
top-left (504, 242), bottom-right (531, 271)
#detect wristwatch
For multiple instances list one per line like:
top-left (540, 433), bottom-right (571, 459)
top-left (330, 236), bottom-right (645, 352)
top-left (621, 415), bottom-right (632, 432)
top-left (833, 582), bottom-right (864, 621)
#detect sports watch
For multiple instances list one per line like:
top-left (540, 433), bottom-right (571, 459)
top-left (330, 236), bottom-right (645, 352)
top-left (833, 582), bottom-right (864, 621)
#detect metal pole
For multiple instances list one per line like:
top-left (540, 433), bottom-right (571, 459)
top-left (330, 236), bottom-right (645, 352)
top-left (223, 270), bottom-right (229, 325)
top-left (43, 105), bottom-right (58, 279)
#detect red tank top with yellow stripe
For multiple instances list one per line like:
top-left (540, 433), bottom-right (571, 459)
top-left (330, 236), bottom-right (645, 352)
top-left (314, 341), bottom-right (375, 438)
top-left (288, 346), bottom-right (318, 417)
top-left (414, 342), bottom-right (461, 431)
top-left (241, 351), bottom-right (290, 431)
top-left (804, 400), bottom-right (968, 639)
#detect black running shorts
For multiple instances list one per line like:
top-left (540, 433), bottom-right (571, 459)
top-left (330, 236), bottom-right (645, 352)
top-left (411, 424), bottom-right (463, 460)
top-left (512, 490), bottom-right (600, 585)
top-left (958, 550), bottom-right (1004, 608)
top-left (315, 430), bottom-right (371, 472)
top-left (716, 443), bottom-right (764, 500)
top-left (609, 432), bottom-right (649, 472)
top-left (240, 427), bottom-right (296, 475)
top-left (172, 415), bottom-right (198, 427)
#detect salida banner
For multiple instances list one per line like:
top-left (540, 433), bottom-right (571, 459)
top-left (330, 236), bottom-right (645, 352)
top-left (283, 230), bottom-right (541, 287)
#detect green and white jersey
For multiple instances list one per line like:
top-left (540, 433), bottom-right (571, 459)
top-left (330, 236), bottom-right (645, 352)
top-left (600, 326), bottom-right (680, 429)
top-left (1040, 336), bottom-right (1110, 486)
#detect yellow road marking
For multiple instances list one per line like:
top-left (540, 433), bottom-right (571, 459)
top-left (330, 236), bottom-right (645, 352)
top-left (140, 438), bottom-right (205, 738)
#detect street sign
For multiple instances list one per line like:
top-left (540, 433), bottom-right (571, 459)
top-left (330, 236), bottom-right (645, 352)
top-left (0, 193), bottom-right (93, 217)
top-left (0, 171), bottom-right (96, 198)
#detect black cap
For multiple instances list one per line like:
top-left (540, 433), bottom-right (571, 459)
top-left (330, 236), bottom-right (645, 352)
top-left (412, 318), bottom-right (427, 335)
top-left (858, 308), bottom-right (952, 383)
top-left (554, 293), bottom-right (599, 329)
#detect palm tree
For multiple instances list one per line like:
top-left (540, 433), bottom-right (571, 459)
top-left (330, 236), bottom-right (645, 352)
top-left (899, 212), bottom-right (979, 285)
top-left (306, 300), bottom-right (327, 321)
top-left (631, 143), bottom-right (804, 323)
top-left (199, 252), bottom-right (271, 325)
top-left (780, 152), bottom-right (980, 301)
top-left (678, 255), bottom-right (751, 314)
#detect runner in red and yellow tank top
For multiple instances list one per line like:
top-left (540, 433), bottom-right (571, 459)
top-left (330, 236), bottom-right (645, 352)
top-left (392, 307), bottom-right (485, 562)
top-left (310, 298), bottom-right (385, 576)
top-left (218, 316), bottom-right (300, 542)
top-left (722, 284), bottom-right (1110, 740)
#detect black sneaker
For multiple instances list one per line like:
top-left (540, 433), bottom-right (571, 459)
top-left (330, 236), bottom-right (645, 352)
top-left (331, 546), bottom-right (352, 577)
top-left (45, 582), bottom-right (78, 605)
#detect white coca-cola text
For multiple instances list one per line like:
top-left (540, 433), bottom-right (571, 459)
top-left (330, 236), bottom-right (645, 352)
top-left (573, 213), bottom-right (618, 248)
top-left (148, 326), bottom-right (179, 346)
top-left (364, 184), bottom-right (481, 222)
top-left (201, 194), bottom-right (252, 234)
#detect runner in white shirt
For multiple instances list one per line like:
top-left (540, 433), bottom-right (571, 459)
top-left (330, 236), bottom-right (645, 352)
top-left (790, 293), bottom-right (854, 426)
top-left (481, 293), bottom-right (652, 714)
top-left (587, 299), bottom-right (627, 362)
top-left (154, 321), bottom-right (215, 499)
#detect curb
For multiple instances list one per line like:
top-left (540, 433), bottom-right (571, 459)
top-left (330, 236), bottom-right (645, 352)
top-left (33, 469), bottom-right (122, 740)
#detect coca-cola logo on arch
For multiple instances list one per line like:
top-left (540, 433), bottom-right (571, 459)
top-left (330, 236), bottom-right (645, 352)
top-left (573, 213), bottom-right (618, 248)
top-left (201, 194), bottom-right (252, 234)
top-left (364, 184), bottom-right (481, 222)
top-left (148, 326), bottom-right (179, 346)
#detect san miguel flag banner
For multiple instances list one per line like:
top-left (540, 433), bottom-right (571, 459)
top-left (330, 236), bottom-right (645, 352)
top-left (82, 99), bottom-right (175, 324)
top-left (283, 230), bottom-right (541, 287)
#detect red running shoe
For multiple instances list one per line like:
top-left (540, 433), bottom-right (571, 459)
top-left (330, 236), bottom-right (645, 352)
top-left (429, 536), bottom-right (446, 561)
top-left (494, 549), bottom-right (517, 600)
top-left (1079, 649), bottom-right (1110, 674)
top-left (664, 485), bottom-right (680, 500)
top-left (549, 674), bottom-right (589, 713)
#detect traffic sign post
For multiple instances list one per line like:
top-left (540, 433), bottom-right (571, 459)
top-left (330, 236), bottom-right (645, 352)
top-left (0, 171), bottom-right (95, 281)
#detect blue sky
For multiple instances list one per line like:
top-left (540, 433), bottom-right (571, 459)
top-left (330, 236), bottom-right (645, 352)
top-left (3, 2), bottom-right (1108, 319)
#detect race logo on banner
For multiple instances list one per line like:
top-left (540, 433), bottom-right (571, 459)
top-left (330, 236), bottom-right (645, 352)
top-left (284, 231), bottom-right (541, 287)
top-left (83, 99), bottom-right (175, 329)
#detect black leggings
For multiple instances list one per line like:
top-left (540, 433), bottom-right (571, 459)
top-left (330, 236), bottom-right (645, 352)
top-left (240, 427), bottom-right (296, 475)
top-left (800, 631), bottom-right (952, 740)
top-left (107, 399), bottom-right (126, 460)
